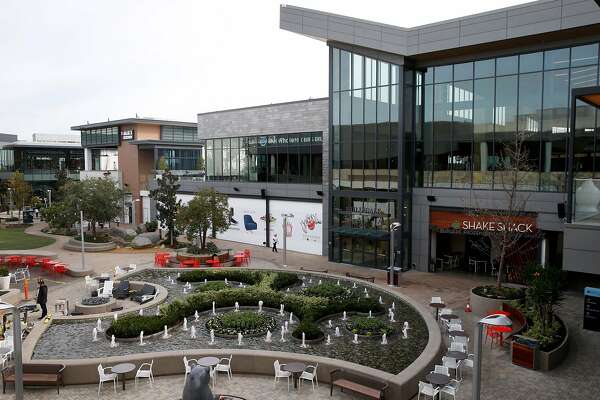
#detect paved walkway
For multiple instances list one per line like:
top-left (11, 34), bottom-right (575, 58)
top-left (4, 224), bottom-right (599, 399)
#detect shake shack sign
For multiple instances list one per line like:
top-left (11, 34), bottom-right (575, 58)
top-left (430, 210), bottom-right (537, 234)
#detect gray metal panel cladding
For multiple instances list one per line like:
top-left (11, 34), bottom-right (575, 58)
top-left (280, 0), bottom-right (600, 56)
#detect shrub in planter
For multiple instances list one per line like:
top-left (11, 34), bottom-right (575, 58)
top-left (292, 320), bottom-right (323, 340)
top-left (145, 221), bottom-right (158, 232)
top-left (74, 233), bottom-right (113, 243)
top-left (186, 244), bottom-right (207, 255)
top-left (178, 270), bottom-right (263, 285)
top-left (270, 272), bottom-right (300, 290)
top-left (472, 285), bottom-right (524, 300)
top-left (196, 281), bottom-right (229, 293)
top-left (206, 311), bottom-right (276, 336)
top-left (206, 242), bottom-right (219, 254)
top-left (0, 267), bottom-right (9, 277)
top-left (347, 316), bottom-right (393, 336)
top-left (302, 283), bottom-right (350, 300)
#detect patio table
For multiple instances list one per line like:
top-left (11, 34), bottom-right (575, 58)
top-left (439, 313), bottom-right (459, 321)
top-left (111, 363), bottom-right (136, 390)
top-left (426, 372), bottom-right (450, 387)
top-left (446, 351), bottom-right (468, 361)
top-left (448, 330), bottom-right (468, 338)
top-left (282, 362), bottom-right (306, 389)
top-left (197, 357), bottom-right (219, 368)
top-left (429, 302), bottom-right (446, 321)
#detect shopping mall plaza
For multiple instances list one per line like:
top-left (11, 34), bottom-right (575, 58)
top-left (63, 0), bottom-right (600, 278)
top-left (1, 1), bottom-right (600, 399)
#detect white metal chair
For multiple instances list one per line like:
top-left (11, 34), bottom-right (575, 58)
top-left (135, 360), bottom-right (154, 388)
top-left (299, 363), bottom-right (318, 390)
top-left (431, 296), bottom-right (442, 304)
top-left (183, 356), bottom-right (198, 383)
top-left (452, 335), bottom-right (469, 346)
top-left (434, 365), bottom-right (449, 376)
top-left (99, 281), bottom-right (114, 298)
top-left (128, 263), bottom-right (137, 271)
top-left (449, 342), bottom-right (467, 353)
top-left (461, 353), bottom-right (474, 375)
top-left (97, 364), bottom-right (117, 396)
top-left (440, 379), bottom-right (461, 400)
top-left (442, 356), bottom-right (461, 379)
top-left (273, 360), bottom-right (291, 392)
top-left (448, 323), bottom-right (463, 333)
top-left (418, 381), bottom-right (439, 400)
top-left (114, 266), bottom-right (123, 276)
top-left (215, 355), bottom-right (233, 381)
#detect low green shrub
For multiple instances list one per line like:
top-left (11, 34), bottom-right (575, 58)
top-left (206, 311), bottom-right (276, 335)
top-left (145, 221), bottom-right (158, 232)
top-left (195, 281), bottom-right (229, 293)
top-left (0, 267), bottom-right (8, 277)
top-left (186, 244), bottom-right (207, 255)
top-left (178, 269), bottom-right (263, 285)
top-left (206, 242), bottom-right (219, 254)
top-left (302, 283), bottom-right (350, 300)
top-left (271, 272), bottom-right (300, 290)
top-left (472, 285), bottom-right (524, 300)
top-left (74, 233), bottom-right (112, 243)
top-left (292, 320), bottom-right (323, 340)
top-left (347, 316), bottom-right (393, 336)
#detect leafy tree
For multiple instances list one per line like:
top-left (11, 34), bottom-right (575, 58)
top-left (58, 178), bottom-right (123, 238)
top-left (8, 171), bottom-right (32, 218)
top-left (176, 188), bottom-right (230, 250)
top-left (53, 168), bottom-right (71, 201)
top-left (524, 264), bottom-right (564, 339)
top-left (157, 156), bottom-right (168, 171)
top-left (150, 169), bottom-right (181, 246)
top-left (41, 202), bottom-right (78, 230)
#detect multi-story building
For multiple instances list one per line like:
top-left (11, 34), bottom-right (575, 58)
top-left (280, 0), bottom-right (600, 276)
top-left (71, 118), bottom-right (202, 225)
top-left (0, 133), bottom-right (83, 198)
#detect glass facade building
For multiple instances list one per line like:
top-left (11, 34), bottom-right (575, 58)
top-left (204, 132), bottom-right (322, 183)
top-left (417, 42), bottom-right (600, 192)
top-left (160, 126), bottom-right (198, 142)
top-left (157, 148), bottom-right (202, 171)
top-left (81, 127), bottom-right (119, 147)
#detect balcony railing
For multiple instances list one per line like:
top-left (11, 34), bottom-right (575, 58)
top-left (80, 170), bottom-right (123, 187)
top-left (573, 178), bottom-right (600, 224)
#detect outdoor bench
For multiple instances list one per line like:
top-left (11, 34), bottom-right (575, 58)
top-left (345, 272), bottom-right (375, 283)
top-left (2, 363), bottom-right (65, 394)
top-left (330, 368), bottom-right (388, 399)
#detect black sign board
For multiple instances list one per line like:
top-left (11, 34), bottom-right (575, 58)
top-left (584, 287), bottom-right (600, 332)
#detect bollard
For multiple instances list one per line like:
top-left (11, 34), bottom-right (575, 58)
top-left (23, 278), bottom-right (30, 300)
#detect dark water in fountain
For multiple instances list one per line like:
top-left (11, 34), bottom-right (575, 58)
top-left (33, 270), bottom-right (429, 374)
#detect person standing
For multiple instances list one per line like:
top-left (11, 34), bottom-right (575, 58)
top-left (37, 279), bottom-right (48, 320)
top-left (272, 234), bottom-right (278, 253)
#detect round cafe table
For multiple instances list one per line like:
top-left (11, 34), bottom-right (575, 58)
top-left (439, 313), bottom-right (459, 321)
top-left (446, 351), bottom-right (468, 361)
top-left (426, 372), bottom-right (450, 387)
top-left (111, 363), bottom-right (136, 390)
top-left (197, 356), bottom-right (219, 368)
top-left (448, 330), bottom-right (468, 338)
top-left (282, 362), bottom-right (306, 389)
top-left (429, 302), bottom-right (446, 321)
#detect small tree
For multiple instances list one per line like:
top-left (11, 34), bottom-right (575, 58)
top-left (8, 171), bottom-right (32, 218)
top-left (468, 132), bottom-right (540, 288)
top-left (53, 168), bottom-right (71, 201)
top-left (524, 264), bottom-right (564, 346)
top-left (150, 169), bottom-right (181, 246)
top-left (41, 202), bottom-right (78, 231)
top-left (176, 188), bottom-right (230, 250)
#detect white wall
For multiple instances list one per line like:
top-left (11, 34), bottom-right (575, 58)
top-left (269, 200), bottom-right (323, 255)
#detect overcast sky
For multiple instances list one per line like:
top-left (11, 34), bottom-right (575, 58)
top-left (1, 0), bottom-right (529, 139)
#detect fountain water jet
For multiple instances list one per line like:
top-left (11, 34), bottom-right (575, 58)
top-left (368, 310), bottom-right (372, 318)
top-left (342, 311), bottom-right (347, 321)
top-left (162, 325), bottom-right (170, 339)
top-left (237, 333), bottom-right (243, 346)
top-left (381, 333), bottom-right (388, 345)
top-left (139, 309), bottom-right (144, 316)
top-left (209, 329), bottom-right (215, 345)
top-left (279, 304), bottom-right (285, 316)
top-left (335, 327), bottom-right (341, 337)
top-left (379, 296), bottom-right (384, 304)
top-left (258, 300), bottom-right (263, 313)
top-left (224, 278), bottom-right (228, 285)
top-left (110, 335), bottom-right (118, 348)
top-left (318, 279), bottom-right (322, 285)
top-left (234, 302), bottom-right (239, 312)
top-left (155, 308), bottom-right (160, 316)
top-left (212, 301), bottom-right (216, 315)
top-left (265, 330), bottom-right (272, 343)
top-left (284, 321), bottom-right (289, 333)
top-left (96, 319), bottom-right (103, 333)
top-left (194, 310), bottom-right (200, 322)
top-left (289, 312), bottom-right (294, 324)
top-left (92, 328), bottom-right (98, 342)
top-left (190, 326), bottom-right (197, 339)
top-left (352, 334), bottom-right (359, 344)
top-left (328, 320), bottom-right (333, 328)
top-left (353, 282), bottom-right (357, 289)
top-left (336, 280), bottom-right (340, 286)
top-left (280, 326), bottom-right (286, 342)
top-left (326, 334), bottom-right (332, 345)
top-left (113, 313), bottom-right (118, 321)
top-left (139, 331), bottom-right (145, 346)
top-left (300, 332), bottom-right (307, 348)
top-left (183, 318), bottom-right (188, 331)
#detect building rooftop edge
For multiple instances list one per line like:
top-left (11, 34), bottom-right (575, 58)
top-left (197, 97), bottom-right (328, 117)
top-left (71, 118), bottom-right (196, 130)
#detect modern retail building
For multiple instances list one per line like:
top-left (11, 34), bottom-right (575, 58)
top-left (277, 0), bottom-right (600, 277)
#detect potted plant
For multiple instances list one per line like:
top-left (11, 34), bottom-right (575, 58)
top-left (0, 267), bottom-right (11, 290)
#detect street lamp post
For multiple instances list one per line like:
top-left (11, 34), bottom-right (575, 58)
top-left (47, 189), bottom-right (52, 207)
top-left (8, 188), bottom-right (13, 217)
top-left (80, 210), bottom-right (85, 272)
top-left (0, 302), bottom-right (23, 400)
top-left (473, 314), bottom-right (512, 400)
top-left (388, 222), bottom-right (401, 286)
top-left (281, 213), bottom-right (294, 268)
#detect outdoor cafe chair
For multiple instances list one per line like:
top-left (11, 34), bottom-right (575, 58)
top-left (97, 364), bottom-right (117, 396)
top-left (449, 342), bottom-right (467, 353)
top-left (442, 356), bottom-right (461, 379)
top-left (440, 379), bottom-right (461, 400)
top-left (135, 360), bottom-right (154, 388)
top-left (183, 356), bottom-right (198, 383)
top-left (418, 381), bottom-right (439, 400)
top-left (299, 363), bottom-right (318, 390)
top-left (273, 360), bottom-right (291, 392)
top-left (434, 365), bottom-right (449, 376)
top-left (215, 355), bottom-right (233, 381)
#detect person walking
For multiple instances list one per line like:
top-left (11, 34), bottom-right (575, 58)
top-left (272, 234), bottom-right (279, 253)
top-left (36, 279), bottom-right (48, 320)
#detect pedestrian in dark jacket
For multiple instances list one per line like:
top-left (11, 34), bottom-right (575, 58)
top-left (37, 279), bottom-right (48, 320)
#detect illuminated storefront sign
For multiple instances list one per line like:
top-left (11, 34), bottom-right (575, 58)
top-left (430, 210), bottom-right (537, 234)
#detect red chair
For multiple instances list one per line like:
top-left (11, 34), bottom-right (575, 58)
top-left (53, 263), bottom-right (67, 275)
top-left (24, 256), bottom-right (37, 267)
top-left (244, 249), bottom-right (251, 262)
top-left (8, 256), bottom-right (22, 268)
top-left (192, 258), bottom-right (200, 268)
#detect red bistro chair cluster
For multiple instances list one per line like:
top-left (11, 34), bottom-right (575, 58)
top-left (154, 252), bottom-right (171, 267)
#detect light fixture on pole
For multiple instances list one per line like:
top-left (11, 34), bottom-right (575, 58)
top-left (47, 189), bottom-right (52, 207)
top-left (473, 314), bottom-right (512, 400)
top-left (388, 222), bottom-right (401, 286)
top-left (281, 213), bottom-right (294, 268)
top-left (80, 210), bottom-right (85, 272)
top-left (0, 302), bottom-right (23, 400)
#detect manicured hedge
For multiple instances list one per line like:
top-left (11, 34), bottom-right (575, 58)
top-left (108, 270), bottom-right (383, 339)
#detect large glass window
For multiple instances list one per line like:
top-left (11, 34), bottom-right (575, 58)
top-left (204, 132), bottom-right (322, 183)
top-left (160, 126), bottom-right (197, 142)
top-left (418, 40), bottom-right (600, 191)
top-left (91, 149), bottom-right (119, 171)
top-left (81, 127), bottom-right (119, 147)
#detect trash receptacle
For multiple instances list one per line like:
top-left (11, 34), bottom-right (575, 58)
top-left (23, 210), bottom-right (34, 224)
top-left (511, 335), bottom-right (539, 369)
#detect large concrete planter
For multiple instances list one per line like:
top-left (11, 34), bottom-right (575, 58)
top-left (63, 238), bottom-right (116, 252)
top-left (469, 287), bottom-right (524, 317)
top-left (0, 276), bottom-right (10, 290)
top-left (537, 315), bottom-right (569, 371)
top-left (74, 298), bottom-right (117, 315)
